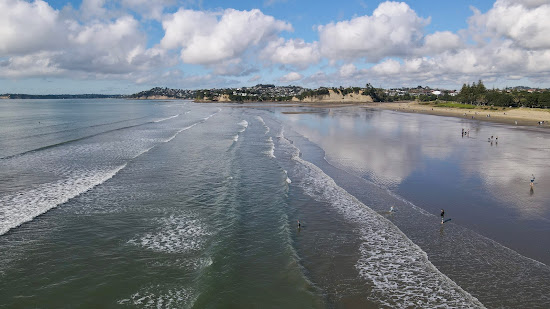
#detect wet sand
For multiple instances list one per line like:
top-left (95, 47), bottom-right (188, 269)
top-left (372, 101), bottom-right (550, 127)
top-left (221, 100), bottom-right (550, 127)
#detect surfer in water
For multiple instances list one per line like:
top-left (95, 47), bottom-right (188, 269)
top-left (440, 209), bottom-right (445, 224)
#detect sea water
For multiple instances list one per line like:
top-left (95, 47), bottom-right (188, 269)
top-left (0, 99), bottom-right (549, 308)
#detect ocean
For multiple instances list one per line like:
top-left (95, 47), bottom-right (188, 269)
top-left (1, 99), bottom-right (549, 308)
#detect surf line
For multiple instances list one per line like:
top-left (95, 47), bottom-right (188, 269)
top-left (279, 132), bottom-right (485, 308)
top-left (1, 117), bottom-right (180, 160)
top-left (0, 163), bottom-right (127, 236)
top-left (7, 115), bottom-right (151, 142)
top-left (154, 114), bottom-right (180, 123)
top-left (202, 108), bottom-right (221, 121)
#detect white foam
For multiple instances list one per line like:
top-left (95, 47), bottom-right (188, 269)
top-left (284, 170), bottom-right (291, 183)
top-left (255, 116), bottom-right (270, 134)
top-left (164, 123), bottom-right (199, 143)
top-left (255, 116), bottom-right (266, 125)
top-left (118, 285), bottom-right (196, 308)
top-left (133, 146), bottom-right (155, 159)
top-left (238, 120), bottom-right (249, 131)
top-left (231, 120), bottom-right (249, 142)
top-left (279, 132), bottom-right (485, 308)
top-left (149, 256), bottom-right (213, 270)
top-left (203, 109), bottom-right (221, 121)
top-left (0, 164), bottom-right (127, 236)
top-left (276, 127), bottom-right (284, 139)
top-left (265, 136), bottom-right (275, 158)
top-left (128, 214), bottom-right (211, 253)
top-left (154, 114), bottom-right (179, 123)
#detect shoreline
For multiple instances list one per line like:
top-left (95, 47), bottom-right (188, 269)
top-left (216, 100), bottom-right (550, 128)
top-left (370, 101), bottom-right (550, 128)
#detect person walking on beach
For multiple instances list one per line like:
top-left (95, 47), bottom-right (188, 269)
top-left (531, 174), bottom-right (535, 187)
top-left (440, 209), bottom-right (445, 224)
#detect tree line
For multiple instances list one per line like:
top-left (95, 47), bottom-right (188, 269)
top-left (453, 80), bottom-right (550, 108)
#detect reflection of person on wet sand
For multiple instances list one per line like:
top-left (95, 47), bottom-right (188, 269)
top-left (530, 186), bottom-right (534, 196)
top-left (439, 224), bottom-right (446, 237)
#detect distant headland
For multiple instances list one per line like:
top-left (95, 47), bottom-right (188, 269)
top-left (0, 94), bottom-right (123, 99)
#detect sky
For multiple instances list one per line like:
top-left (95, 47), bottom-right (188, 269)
top-left (1, 0), bottom-right (550, 94)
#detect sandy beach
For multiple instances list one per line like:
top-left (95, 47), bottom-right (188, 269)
top-left (223, 100), bottom-right (550, 127)
top-left (372, 101), bottom-right (550, 127)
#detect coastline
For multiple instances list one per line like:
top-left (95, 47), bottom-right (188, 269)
top-left (125, 96), bottom-right (550, 128)
top-left (368, 101), bottom-right (550, 128)
top-left (216, 99), bottom-right (550, 127)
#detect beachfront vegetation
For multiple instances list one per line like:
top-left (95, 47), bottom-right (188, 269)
top-left (296, 88), bottom-right (330, 100)
top-left (452, 80), bottom-right (550, 108)
top-left (434, 102), bottom-right (476, 109)
top-left (123, 83), bottom-right (550, 107)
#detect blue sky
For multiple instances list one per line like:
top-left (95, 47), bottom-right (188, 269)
top-left (1, 0), bottom-right (549, 94)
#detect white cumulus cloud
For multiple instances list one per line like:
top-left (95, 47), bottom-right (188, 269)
top-left (420, 31), bottom-right (462, 55)
top-left (0, 0), bottom-right (65, 56)
top-left (80, 0), bottom-right (108, 20)
top-left (474, 0), bottom-right (550, 49)
top-left (121, 0), bottom-right (174, 20)
top-left (339, 63), bottom-right (357, 77)
top-left (161, 8), bottom-right (292, 65)
top-left (279, 72), bottom-right (303, 83)
top-left (261, 38), bottom-right (321, 68)
top-left (371, 59), bottom-right (401, 75)
top-left (316, 0), bottom-right (550, 88)
top-left (0, 0), bottom-right (173, 79)
top-left (318, 1), bottom-right (429, 62)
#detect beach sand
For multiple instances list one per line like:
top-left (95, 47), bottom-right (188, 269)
top-left (222, 100), bottom-right (550, 127)
top-left (371, 101), bottom-right (550, 127)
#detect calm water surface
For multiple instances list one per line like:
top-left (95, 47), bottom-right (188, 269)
top-left (0, 99), bottom-right (549, 308)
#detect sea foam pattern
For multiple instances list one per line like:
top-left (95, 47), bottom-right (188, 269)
top-left (128, 214), bottom-right (211, 253)
top-left (284, 170), bottom-right (291, 184)
top-left (154, 114), bottom-right (180, 123)
top-left (118, 285), bottom-right (196, 308)
top-left (238, 120), bottom-right (249, 131)
top-left (0, 165), bottom-right (126, 236)
top-left (0, 109), bottom-right (212, 236)
top-left (255, 116), bottom-right (269, 134)
top-left (280, 133), bottom-right (485, 308)
top-left (203, 109), bottom-right (221, 121)
top-left (164, 123), bottom-right (198, 143)
top-left (266, 137), bottom-right (275, 158)
top-left (234, 120), bottom-right (249, 142)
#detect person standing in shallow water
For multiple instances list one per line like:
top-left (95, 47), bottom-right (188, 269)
top-left (440, 209), bottom-right (445, 224)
